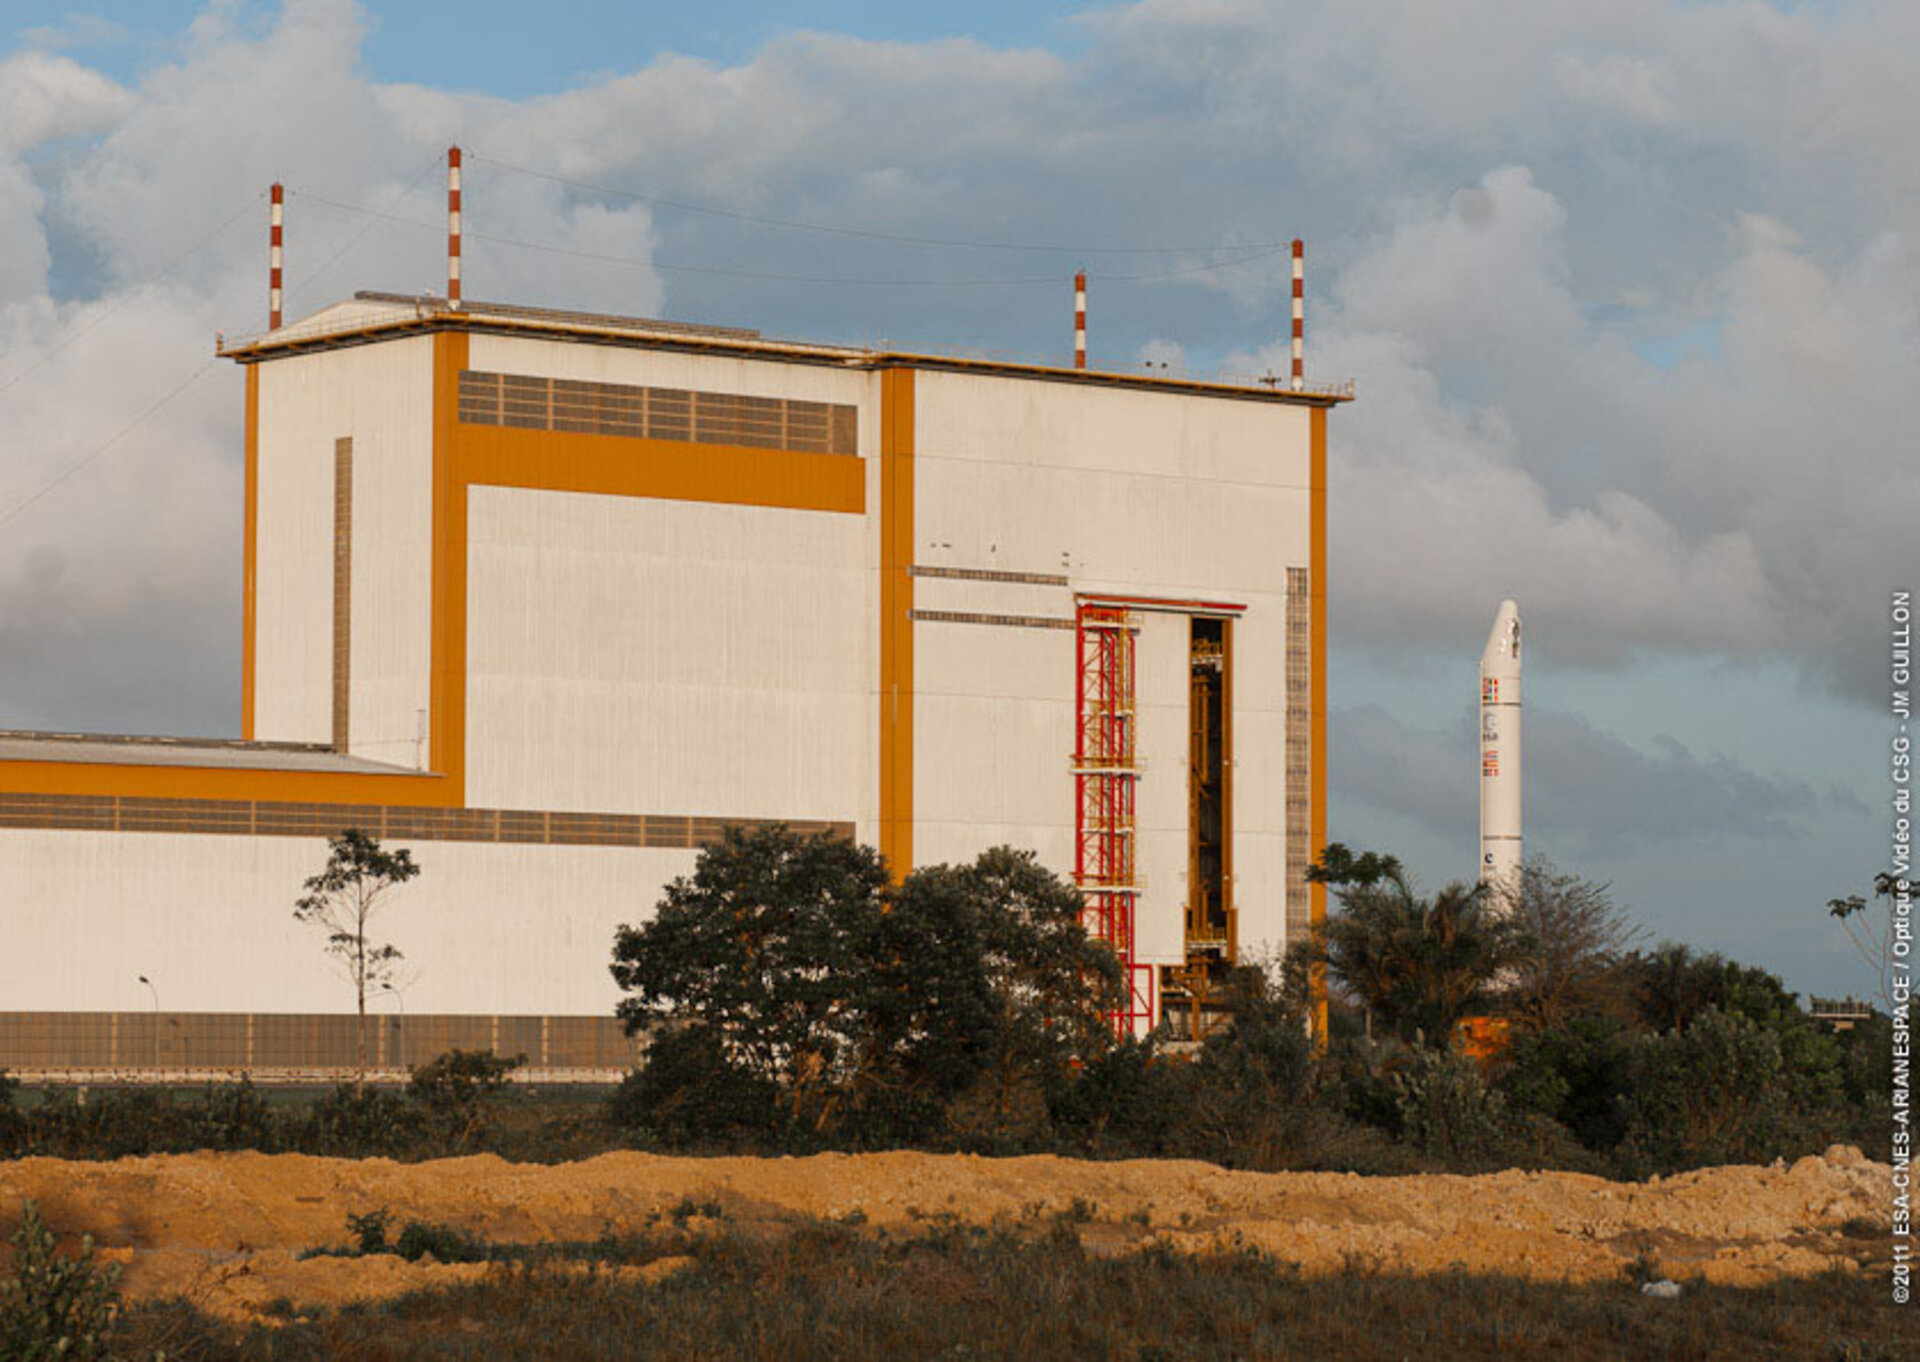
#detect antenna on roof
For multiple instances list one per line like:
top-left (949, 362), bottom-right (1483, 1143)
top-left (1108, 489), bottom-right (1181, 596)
top-left (1073, 270), bottom-right (1087, 370)
top-left (447, 147), bottom-right (463, 310)
top-left (1290, 239), bottom-right (1304, 391)
top-left (269, 183), bottom-right (284, 331)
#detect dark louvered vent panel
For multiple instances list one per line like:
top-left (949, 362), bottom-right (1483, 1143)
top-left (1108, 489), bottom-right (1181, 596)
top-left (458, 370), bottom-right (857, 455)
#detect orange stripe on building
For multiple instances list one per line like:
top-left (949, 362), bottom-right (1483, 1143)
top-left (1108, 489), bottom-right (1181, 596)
top-left (1308, 405), bottom-right (1330, 1044)
top-left (878, 368), bottom-right (915, 880)
top-left (0, 761), bottom-right (453, 805)
top-left (430, 332), bottom-right (468, 798)
top-left (453, 427), bottom-right (865, 514)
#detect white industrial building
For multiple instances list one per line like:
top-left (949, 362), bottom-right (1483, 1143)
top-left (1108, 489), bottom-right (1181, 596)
top-left (0, 287), bottom-right (1343, 1076)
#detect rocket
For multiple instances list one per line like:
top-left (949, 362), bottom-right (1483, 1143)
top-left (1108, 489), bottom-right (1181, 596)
top-left (1478, 599), bottom-right (1522, 890)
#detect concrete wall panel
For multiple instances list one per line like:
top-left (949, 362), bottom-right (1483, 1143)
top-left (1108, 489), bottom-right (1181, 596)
top-left (0, 828), bottom-right (689, 1015)
top-left (253, 338), bottom-right (434, 751)
top-left (464, 487), bottom-right (873, 824)
top-left (1134, 611), bottom-right (1189, 967)
top-left (911, 370), bottom-right (1315, 956)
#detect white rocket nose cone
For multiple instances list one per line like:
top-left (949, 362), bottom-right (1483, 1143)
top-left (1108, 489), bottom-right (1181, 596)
top-left (1481, 599), bottom-right (1521, 675)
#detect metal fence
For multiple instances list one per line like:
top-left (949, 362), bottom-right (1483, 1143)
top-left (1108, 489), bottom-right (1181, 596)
top-left (0, 1011), bottom-right (640, 1082)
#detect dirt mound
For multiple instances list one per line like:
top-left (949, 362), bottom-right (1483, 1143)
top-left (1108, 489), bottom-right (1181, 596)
top-left (1, 1146), bottom-right (1886, 1322)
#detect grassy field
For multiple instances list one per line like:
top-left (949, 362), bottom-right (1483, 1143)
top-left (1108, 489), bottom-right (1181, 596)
top-left (107, 1214), bottom-right (1915, 1360)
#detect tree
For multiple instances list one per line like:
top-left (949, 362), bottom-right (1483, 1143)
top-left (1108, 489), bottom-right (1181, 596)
top-left (407, 1049), bottom-right (527, 1152)
top-left (294, 828), bottom-right (420, 1089)
top-left (1826, 871), bottom-right (1907, 1014)
top-left (1304, 848), bottom-right (1525, 1046)
top-left (1623, 942), bottom-right (1800, 1035)
top-left (879, 847), bottom-right (1121, 1139)
top-left (1619, 943), bottom-right (1843, 1117)
top-left (609, 824), bottom-right (891, 1133)
top-left (1306, 842), bottom-right (1403, 891)
top-left (608, 827), bottom-right (1120, 1145)
top-left (1503, 859), bottom-right (1643, 1031)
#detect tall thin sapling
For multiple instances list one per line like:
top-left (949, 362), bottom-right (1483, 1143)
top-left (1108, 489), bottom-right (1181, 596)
top-left (294, 828), bottom-right (421, 1088)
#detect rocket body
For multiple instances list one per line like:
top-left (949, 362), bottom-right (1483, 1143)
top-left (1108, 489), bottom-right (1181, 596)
top-left (1478, 600), bottom-right (1522, 892)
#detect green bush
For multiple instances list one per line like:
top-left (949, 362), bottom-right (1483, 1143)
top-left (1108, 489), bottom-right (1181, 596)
top-left (1178, 967), bottom-right (1319, 1168)
top-left (1047, 1039), bottom-right (1195, 1158)
top-left (407, 1049), bottom-right (526, 1152)
top-left (394, 1220), bottom-right (490, 1263)
top-left (0, 1070), bottom-right (20, 1155)
top-left (1834, 1012), bottom-right (1895, 1148)
top-left (186, 1077), bottom-right (284, 1152)
top-left (1499, 1016), bottom-right (1634, 1152)
top-left (346, 1208), bottom-right (392, 1254)
top-left (0, 1201), bottom-right (121, 1361)
top-left (1616, 1007), bottom-right (1804, 1174)
top-left (297, 1083), bottom-right (424, 1158)
top-left (5, 1080), bottom-right (290, 1159)
top-left (48, 1087), bottom-right (194, 1159)
top-left (1390, 1046), bottom-right (1509, 1166)
top-left (1315, 1036), bottom-right (1408, 1138)
top-left (607, 1027), bottom-right (784, 1150)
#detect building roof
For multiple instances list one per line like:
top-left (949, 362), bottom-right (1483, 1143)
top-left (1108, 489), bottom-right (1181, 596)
top-left (0, 731), bottom-right (422, 775)
top-left (217, 293), bottom-right (1355, 405)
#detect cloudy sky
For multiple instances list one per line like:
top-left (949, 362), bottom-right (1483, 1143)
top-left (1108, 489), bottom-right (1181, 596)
top-left (1, 0), bottom-right (1910, 998)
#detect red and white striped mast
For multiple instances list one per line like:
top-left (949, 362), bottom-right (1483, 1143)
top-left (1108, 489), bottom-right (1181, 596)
top-left (268, 182), bottom-right (284, 331)
top-left (1073, 270), bottom-right (1087, 370)
top-left (1290, 238), bottom-right (1304, 391)
top-left (447, 146), bottom-right (463, 309)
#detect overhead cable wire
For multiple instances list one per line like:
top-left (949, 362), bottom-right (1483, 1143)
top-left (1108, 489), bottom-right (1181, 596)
top-left (282, 150), bottom-right (448, 301)
top-left (289, 190), bottom-right (1292, 286)
top-left (0, 357), bottom-right (221, 532)
top-left (467, 151), bottom-right (1291, 255)
top-left (0, 154), bottom-right (448, 533)
top-left (0, 191), bottom-right (262, 402)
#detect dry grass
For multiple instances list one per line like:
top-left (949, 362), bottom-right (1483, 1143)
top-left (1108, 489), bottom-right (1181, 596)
top-left (109, 1215), bottom-right (1915, 1360)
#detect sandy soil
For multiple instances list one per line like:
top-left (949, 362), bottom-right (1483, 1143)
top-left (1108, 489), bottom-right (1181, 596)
top-left (0, 1146), bottom-right (1887, 1323)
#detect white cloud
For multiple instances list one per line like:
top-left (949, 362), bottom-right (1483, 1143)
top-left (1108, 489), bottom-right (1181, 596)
top-left (1331, 702), bottom-right (1824, 859)
top-left (1206, 157), bottom-right (1916, 698)
top-left (0, 51), bottom-right (133, 153)
top-left (0, 0), bottom-right (1916, 739)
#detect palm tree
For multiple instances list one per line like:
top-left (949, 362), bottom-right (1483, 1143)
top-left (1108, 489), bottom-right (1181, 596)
top-left (1309, 859), bottom-right (1525, 1045)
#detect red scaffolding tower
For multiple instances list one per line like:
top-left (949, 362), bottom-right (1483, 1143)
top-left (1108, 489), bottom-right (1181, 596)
top-left (1074, 602), bottom-right (1155, 1033)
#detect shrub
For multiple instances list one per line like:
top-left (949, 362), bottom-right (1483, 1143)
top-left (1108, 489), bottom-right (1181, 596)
top-left (186, 1078), bottom-right (284, 1152)
top-left (0, 1070), bottom-right (20, 1155)
top-left (298, 1084), bottom-right (423, 1158)
top-left (1835, 1012), bottom-right (1895, 1146)
top-left (40, 1087), bottom-right (194, 1160)
top-left (1390, 1045), bottom-right (1508, 1166)
top-left (1316, 1036), bottom-right (1407, 1138)
top-left (346, 1208), bottom-right (393, 1254)
top-left (1178, 966), bottom-right (1319, 1167)
top-left (1499, 1016), bottom-right (1634, 1152)
top-left (0, 1201), bottom-right (121, 1361)
top-left (1047, 1039), bottom-right (1195, 1158)
top-left (407, 1049), bottom-right (526, 1152)
top-left (394, 1220), bottom-right (489, 1263)
top-left (1616, 1007), bottom-right (1803, 1174)
top-left (607, 1027), bottom-right (783, 1150)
